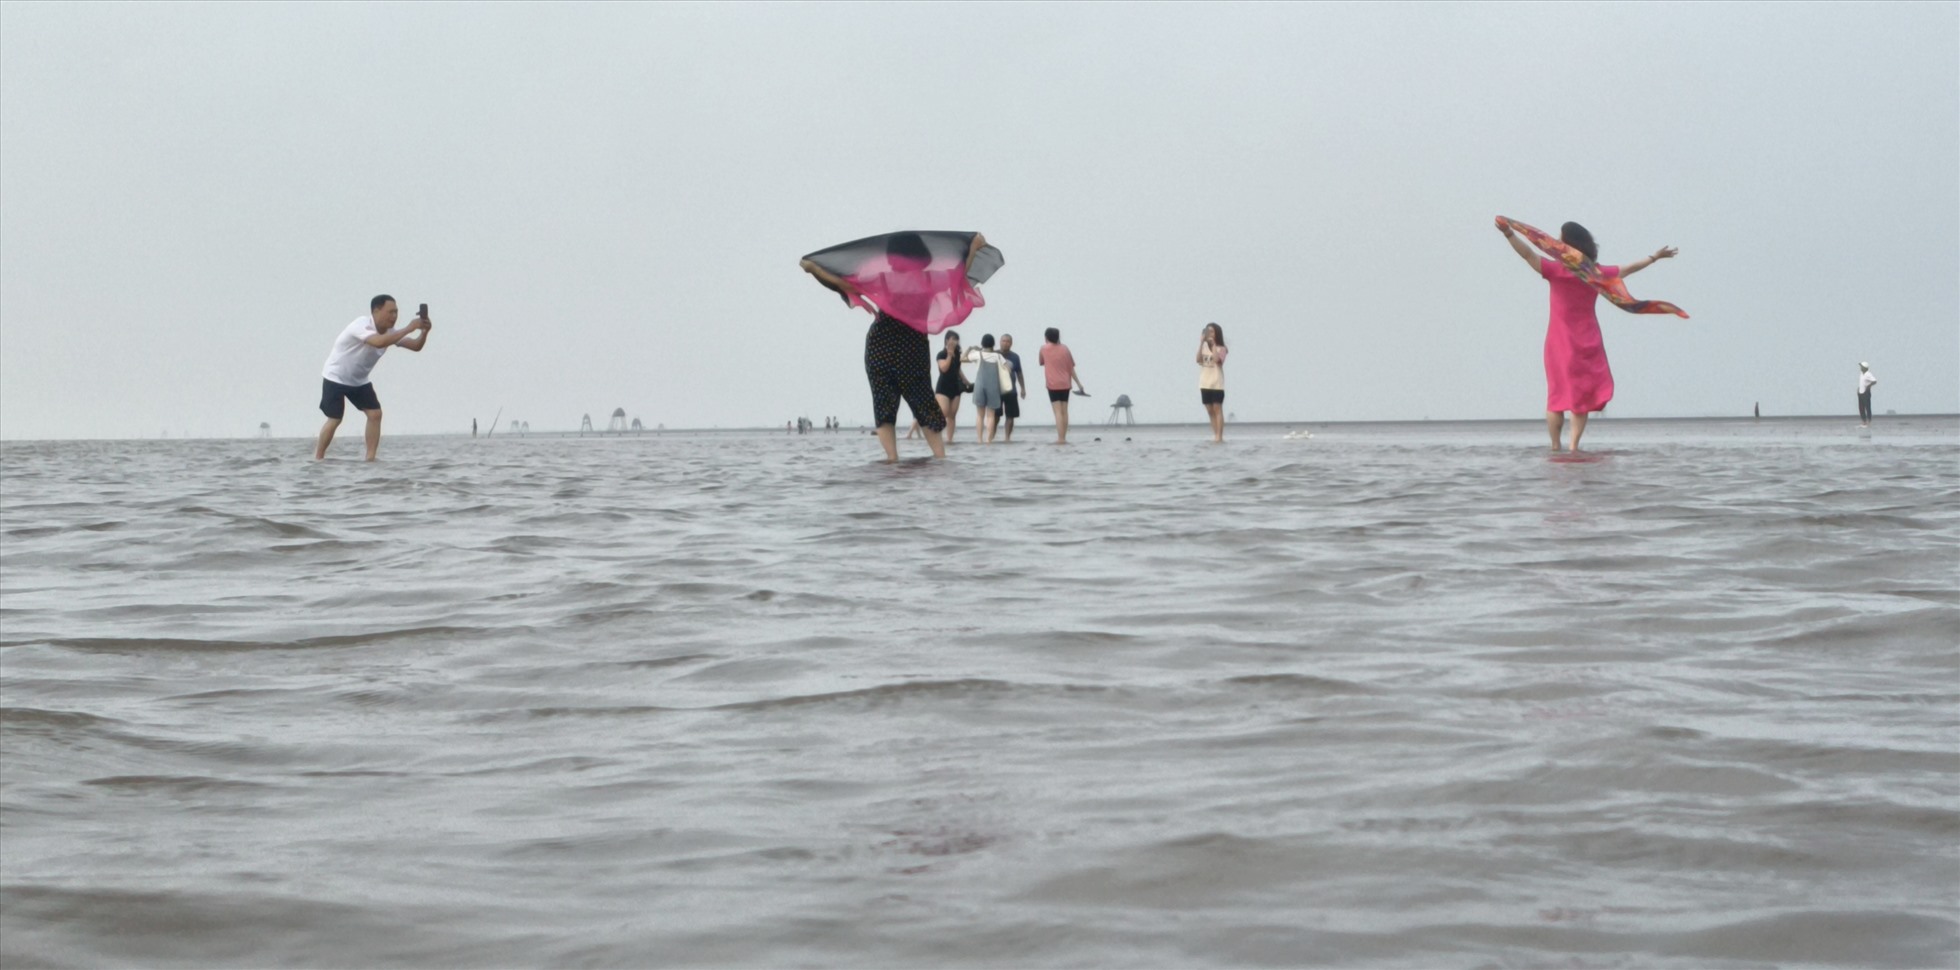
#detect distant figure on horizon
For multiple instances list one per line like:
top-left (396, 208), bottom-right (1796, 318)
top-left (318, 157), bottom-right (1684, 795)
top-left (998, 333), bottom-right (1026, 441)
top-left (1039, 327), bottom-right (1087, 444)
top-left (1499, 220), bottom-right (1677, 451)
top-left (315, 295), bottom-right (430, 461)
top-left (472, 418), bottom-right (478, 437)
top-left (1858, 362), bottom-right (1878, 426)
top-left (1196, 322), bottom-right (1228, 442)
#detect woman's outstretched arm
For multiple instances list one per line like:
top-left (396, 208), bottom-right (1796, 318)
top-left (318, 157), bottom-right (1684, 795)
top-left (1497, 222), bottom-right (1540, 271)
top-left (1619, 246), bottom-right (1679, 277)
top-left (800, 259), bottom-right (859, 295)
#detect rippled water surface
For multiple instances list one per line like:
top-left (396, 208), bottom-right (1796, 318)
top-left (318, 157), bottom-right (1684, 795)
top-left (4, 417), bottom-right (1957, 968)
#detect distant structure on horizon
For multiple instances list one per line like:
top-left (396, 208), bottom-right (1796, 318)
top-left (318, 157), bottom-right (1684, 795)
top-left (1108, 394), bottom-right (1135, 425)
top-left (258, 422), bottom-right (270, 438)
top-left (608, 408), bottom-right (627, 433)
top-left (630, 418), bottom-right (644, 432)
top-left (580, 414), bottom-right (594, 435)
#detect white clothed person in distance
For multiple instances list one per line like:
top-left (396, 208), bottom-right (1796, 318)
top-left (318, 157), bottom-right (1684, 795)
top-left (1856, 361), bottom-right (1878, 427)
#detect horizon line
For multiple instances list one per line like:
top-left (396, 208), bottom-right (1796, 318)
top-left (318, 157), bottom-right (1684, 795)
top-left (5, 412), bottom-right (1955, 444)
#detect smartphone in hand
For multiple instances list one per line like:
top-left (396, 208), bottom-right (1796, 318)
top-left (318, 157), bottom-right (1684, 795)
top-left (417, 303), bottom-right (429, 319)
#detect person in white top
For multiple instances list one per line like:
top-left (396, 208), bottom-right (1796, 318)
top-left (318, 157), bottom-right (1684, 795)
top-left (315, 295), bottom-right (431, 460)
top-left (1857, 362), bottom-right (1878, 427)
top-left (1196, 322), bottom-right (1228, 443)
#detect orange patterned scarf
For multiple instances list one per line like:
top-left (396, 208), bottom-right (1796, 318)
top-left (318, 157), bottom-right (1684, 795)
top-left (1498, 216), bottom-right (1688, 318)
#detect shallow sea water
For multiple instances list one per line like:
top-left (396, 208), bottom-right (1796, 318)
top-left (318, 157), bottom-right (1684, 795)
top-left (3, 416), bottom-right (1957, 969)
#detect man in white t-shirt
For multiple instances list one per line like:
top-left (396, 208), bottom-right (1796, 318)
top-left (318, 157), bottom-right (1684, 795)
top-left (1857, 361), bottom-right (1878, 427)
top-left (316, 294), bottom-right (431, 460)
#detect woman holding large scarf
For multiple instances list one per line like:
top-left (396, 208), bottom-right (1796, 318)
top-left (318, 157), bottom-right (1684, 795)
top-left (1497, 217), bottom-right (1681, 452)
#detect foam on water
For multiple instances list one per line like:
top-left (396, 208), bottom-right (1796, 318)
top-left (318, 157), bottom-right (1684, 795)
top-left (3, 417), bottom-right (1956, 968)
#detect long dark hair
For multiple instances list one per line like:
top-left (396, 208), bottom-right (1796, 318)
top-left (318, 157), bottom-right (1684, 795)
top-left (1560, 222), bottom-right (1598, 263)
top-left (1203, 322), bottom-right (1226, 349)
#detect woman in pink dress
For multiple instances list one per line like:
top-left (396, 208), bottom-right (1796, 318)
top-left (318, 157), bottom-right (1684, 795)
top-left (1499, 221), bottom-right (1677, 451)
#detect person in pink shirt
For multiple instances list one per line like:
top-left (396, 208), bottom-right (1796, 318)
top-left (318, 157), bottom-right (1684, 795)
top-left (1037, 327), bottom-right (1087, 444)
top-left (1498, 220), bottom-right (1677, 451)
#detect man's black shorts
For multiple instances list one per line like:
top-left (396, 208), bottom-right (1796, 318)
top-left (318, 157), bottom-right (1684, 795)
top-left (1048, 388), bottom-right (1071, 403)
top-left (1002, 389), bottom-right (1020, 420)
top-left (320, 379), bottom-right (380, 419)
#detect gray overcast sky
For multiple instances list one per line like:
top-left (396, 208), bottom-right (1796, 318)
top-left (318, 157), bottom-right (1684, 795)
top-left (2, 2), bottom-right (1954, 439)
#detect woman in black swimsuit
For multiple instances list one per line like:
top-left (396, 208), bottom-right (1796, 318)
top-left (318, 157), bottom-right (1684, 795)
top-left (935, 331), bottom-right (966, 446)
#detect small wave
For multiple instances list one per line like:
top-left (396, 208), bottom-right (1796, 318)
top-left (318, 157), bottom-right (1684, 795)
top-left (202, 515), bottom-right (336, 540)
top-left (1695, 735), bottom-right (1960, 776)
top-left (714, 678), bottom-right (1043, 713)
top-left (1761, 606), bottom-right (1959, 651)
top-left (479, 705), bottom-right (678, 722)
top-left (1652, 909), bottom-right (1958, 967)
top-left (0, 706), bottom-right (127, 734)
top-left (655, 581), bottom-right (750, 598)
top-left (267, 539), bottom-right (384, 556)
top-left (443, 755), bottom-right (619, 776)
top-left (1024, 630), bottom-right (1143, 649)
top-left (1875, 586), bottom-right (1960, 604)
top-left (11, 625), bottom-right (489, 654)
top-left (1516, 554), bottom-right (1687, 572)
top-left (607, 653), bottom-right (719, 670)
top-left (482, 534), bottom-right (574, 554)
top-left (81, 774), bottom-right (277, 794)
top-left (1752, 797), bottom-right (1960, 837)
top-left (1220, 673), bottom-right (1380, 695)
top-left (0, 884), bottom-right (439, 967)
top-left (1015, 831), bottom-right (1306, 907)
top-left (1793, 512), bottom-right (1941, 529)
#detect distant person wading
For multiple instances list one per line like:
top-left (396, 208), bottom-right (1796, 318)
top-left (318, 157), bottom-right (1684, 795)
top-left (1038, 327), bottom-right (1087, 444)
top-left (1196, 322), bottom-right (1228, 443)
top-left (1857, 362), bottom-right (1878, 427)
top-left (315, 295), bottom-right (431, 461)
